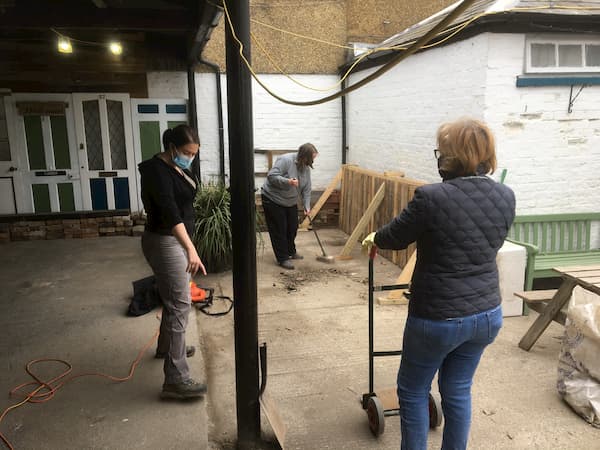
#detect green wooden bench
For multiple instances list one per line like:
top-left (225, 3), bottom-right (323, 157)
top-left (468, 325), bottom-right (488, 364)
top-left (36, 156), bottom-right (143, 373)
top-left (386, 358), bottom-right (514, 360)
top-left (507, 213), bottom-right (600, 290)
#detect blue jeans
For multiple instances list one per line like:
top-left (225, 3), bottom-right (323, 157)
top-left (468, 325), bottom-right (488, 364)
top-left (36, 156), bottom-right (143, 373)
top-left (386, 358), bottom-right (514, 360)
top-left (397, 305), bottom-right (503, 450)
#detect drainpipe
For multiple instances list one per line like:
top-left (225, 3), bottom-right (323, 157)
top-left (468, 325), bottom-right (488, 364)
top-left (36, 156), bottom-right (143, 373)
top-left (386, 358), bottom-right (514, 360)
top-left (187, 65), bottom-right (201, 183)
top-left (198, 58), bottom-right (226, 185)
top-left (340, 77), bottom-right (348, 165)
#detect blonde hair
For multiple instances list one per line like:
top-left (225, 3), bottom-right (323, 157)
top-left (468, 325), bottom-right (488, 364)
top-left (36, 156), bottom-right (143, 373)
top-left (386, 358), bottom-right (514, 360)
top-left (436, 118), bottom-right (497, 176)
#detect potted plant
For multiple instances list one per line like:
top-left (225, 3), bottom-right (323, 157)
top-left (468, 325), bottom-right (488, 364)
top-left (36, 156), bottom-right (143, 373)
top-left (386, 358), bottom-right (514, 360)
top-left (192, 183), bottom-right (232, 273)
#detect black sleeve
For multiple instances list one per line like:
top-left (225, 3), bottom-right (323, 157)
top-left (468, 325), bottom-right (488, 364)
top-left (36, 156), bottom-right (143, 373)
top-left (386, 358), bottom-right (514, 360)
top-left (374, 187), bottom-right (428, 250)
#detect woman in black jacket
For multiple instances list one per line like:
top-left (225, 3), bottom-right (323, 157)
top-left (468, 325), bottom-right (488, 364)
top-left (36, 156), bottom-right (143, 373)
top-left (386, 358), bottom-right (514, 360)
top-left (363, 118), bottom-right (515, 450)
top-left (139, 124), bottom-right (207, 400)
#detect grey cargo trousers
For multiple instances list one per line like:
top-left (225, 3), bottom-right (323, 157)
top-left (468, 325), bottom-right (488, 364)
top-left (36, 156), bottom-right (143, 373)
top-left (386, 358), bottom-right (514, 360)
top-left (142, 231), bottom-right (191, 384)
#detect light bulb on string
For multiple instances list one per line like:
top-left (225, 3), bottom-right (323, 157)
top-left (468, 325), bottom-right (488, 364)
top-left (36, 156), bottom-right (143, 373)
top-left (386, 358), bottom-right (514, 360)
top-left (57, 37), bottom-right (73, 54)
top-left (109, 42), bottom-right (123, 55)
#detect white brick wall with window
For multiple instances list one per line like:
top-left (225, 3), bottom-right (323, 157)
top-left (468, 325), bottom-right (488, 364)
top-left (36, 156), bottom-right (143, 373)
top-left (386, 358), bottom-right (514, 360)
top-left (346, 32), bottom-right (600, 216)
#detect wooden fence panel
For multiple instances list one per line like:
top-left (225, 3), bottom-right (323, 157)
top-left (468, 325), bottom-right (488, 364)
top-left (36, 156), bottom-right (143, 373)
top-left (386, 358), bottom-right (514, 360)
top-left (338, 165), bottom-right (425, 269)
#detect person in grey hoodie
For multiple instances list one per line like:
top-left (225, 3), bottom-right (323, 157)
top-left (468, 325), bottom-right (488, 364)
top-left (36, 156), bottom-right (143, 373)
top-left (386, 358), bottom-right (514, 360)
top-left (261, 143), bottom-right (319, 269)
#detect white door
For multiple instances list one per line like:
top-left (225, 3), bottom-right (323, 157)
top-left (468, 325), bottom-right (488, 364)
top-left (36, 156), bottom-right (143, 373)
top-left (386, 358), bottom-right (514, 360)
top-left (0, 95), bottom-right (17, 214)
top-left (6, 94), bottom-right (82, 213)
top-left (130, 98), bottom-right (188, 211)
top-left (73, 93), bottom-right (138, 211)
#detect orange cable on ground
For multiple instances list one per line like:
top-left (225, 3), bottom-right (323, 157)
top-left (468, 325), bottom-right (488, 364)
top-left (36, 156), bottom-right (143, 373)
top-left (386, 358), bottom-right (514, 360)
top-left (0, 322), bottom-right (160, 450)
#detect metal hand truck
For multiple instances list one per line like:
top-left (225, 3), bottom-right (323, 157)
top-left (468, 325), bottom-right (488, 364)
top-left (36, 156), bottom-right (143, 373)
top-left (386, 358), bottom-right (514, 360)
top-left (361, 246), bottom-right (443, 436)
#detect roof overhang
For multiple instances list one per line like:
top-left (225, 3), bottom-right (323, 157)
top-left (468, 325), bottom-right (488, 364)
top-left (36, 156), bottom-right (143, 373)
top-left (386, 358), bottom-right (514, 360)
top-left (0, 0), bottom-right (222, 95)
top-left (340, 11), bottom-right (600, 74)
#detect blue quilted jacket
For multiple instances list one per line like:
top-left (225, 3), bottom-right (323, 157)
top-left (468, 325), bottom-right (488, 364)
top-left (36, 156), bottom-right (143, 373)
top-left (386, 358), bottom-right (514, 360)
top-left (374, 175), bottom-right (516, 320)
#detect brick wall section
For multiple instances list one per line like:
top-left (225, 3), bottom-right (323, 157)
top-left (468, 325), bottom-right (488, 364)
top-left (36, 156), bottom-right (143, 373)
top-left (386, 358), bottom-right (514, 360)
top-left (485, 33), bottom-right (600, 216)
top-left (346, 32), bottom-right (600, 223)
top-left (0, 213), bottom-right (147, 243)
top-left (346, 33), bottom-right (488, 185)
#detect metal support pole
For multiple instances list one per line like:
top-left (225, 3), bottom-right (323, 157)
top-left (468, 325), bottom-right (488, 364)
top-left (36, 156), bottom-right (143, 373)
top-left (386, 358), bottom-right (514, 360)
top-left (224, 0), bottom-right (261, 446)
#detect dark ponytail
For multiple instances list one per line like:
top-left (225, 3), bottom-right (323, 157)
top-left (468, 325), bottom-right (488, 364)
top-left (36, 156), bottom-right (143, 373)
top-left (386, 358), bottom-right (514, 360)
top-left (162, 124), bottom-right (200, 152)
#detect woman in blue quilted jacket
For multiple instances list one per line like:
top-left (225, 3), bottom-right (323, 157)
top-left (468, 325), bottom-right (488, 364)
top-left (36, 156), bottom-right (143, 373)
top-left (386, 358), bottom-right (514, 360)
top-left (363, 118), bottom-right (516, 450)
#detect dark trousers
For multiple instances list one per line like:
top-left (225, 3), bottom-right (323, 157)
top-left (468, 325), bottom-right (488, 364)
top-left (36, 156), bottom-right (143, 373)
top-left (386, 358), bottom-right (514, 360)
top-left (262, 194), bottom-right (298, 262)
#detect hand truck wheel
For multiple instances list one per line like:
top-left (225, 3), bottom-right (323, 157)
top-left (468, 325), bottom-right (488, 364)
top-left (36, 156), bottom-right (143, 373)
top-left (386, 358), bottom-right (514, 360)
top-left (428, 393), bottom-right (443, 429)
top-left (366, 396), bottom-right (385, 436)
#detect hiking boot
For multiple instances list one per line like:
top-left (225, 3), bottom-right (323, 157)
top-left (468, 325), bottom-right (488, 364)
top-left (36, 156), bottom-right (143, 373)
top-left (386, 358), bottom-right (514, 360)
top-left (289, 253), bottom-right (304, 260)
top-left (161, 379), bottom-right (207, 399)
top-left (155, 345), bottom-right (196, 359)
top-left (278, 259), bottom-right (294, 270)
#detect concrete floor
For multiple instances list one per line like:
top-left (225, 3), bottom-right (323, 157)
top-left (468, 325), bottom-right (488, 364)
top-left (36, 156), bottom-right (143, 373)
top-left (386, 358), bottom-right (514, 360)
top-left (0, 237), bottom-right (208, 450)
top-left (200, 229), bottom-right (600, 450)
top-left (2, 232), bottom-right (599, 450)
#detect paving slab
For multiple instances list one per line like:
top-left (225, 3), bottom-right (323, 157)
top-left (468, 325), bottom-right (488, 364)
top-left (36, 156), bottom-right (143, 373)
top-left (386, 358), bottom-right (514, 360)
top-left (0, 237), bottom-right (208, 450)
top-left (200, 229), bottom-right (600, 450)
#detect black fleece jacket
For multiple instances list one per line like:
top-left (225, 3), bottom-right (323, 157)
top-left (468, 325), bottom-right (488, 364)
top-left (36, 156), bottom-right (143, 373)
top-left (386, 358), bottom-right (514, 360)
top-left (138, 155), bottom-right (197, 237)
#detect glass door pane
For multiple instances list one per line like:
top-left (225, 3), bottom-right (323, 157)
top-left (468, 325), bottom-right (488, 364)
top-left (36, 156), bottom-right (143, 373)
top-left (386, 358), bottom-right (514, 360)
top-left (107, 99), bottom-right (127, 170)
top-left (83, 100), bottom-right (104, 170)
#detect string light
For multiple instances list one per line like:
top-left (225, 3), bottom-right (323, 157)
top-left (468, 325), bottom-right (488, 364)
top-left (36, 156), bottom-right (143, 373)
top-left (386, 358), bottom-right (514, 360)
top-left (109, 42), bottom-right (123, 55)
top-left (57, 37), bottom-right (73, 54)
top-left (51, 28), bottom-right (124, 56)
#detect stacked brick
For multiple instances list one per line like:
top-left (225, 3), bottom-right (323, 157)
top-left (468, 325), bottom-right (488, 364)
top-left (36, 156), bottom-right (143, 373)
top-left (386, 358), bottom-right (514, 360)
top-left (0, 214), bottom-right (147, 243)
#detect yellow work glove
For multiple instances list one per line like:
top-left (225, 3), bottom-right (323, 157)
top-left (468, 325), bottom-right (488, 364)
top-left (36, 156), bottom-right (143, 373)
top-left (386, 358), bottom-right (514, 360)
top-left (361, 231), bottom-right (377, 253)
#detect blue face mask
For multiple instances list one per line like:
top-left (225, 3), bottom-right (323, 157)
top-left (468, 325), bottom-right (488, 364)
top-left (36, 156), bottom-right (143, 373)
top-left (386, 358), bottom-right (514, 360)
top-left (173, 152), bottom-right (193, 170)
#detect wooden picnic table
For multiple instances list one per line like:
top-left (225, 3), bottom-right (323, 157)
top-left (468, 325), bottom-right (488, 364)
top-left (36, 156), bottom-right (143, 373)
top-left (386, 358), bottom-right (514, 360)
top-left (518, 264), bottom-right (600, 351)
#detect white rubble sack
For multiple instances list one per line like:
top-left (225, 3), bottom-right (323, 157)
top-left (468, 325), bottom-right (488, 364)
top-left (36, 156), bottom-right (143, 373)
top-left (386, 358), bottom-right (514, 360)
top-left (557, 286), bottom-right (600, 428)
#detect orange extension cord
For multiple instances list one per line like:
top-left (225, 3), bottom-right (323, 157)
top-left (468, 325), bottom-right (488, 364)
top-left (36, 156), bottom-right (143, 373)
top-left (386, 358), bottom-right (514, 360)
top-left (0, 324), bottom-right (160, 450)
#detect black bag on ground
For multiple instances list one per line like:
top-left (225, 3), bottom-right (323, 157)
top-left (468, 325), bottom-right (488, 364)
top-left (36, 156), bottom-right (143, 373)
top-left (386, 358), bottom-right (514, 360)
top-left (127, 275), bottom-right (162, 316)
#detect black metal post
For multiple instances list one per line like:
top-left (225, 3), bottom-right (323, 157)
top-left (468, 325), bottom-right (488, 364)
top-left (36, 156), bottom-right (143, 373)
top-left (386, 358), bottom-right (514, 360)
top-left (368, 252), bottom-right (374, 394)
top-left (224, 0), bottom-right (261, 447)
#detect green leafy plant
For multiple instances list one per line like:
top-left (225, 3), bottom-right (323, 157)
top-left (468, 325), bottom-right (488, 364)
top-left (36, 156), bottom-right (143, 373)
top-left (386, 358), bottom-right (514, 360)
top-left (192, 182), bottom-right (266, 273)
top-left (192, 183), bottom-right (232, 273)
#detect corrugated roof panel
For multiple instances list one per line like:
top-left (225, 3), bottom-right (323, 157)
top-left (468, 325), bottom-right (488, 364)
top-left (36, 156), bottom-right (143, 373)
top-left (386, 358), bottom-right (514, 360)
top-left (377, 0), bottom-right (600, 51)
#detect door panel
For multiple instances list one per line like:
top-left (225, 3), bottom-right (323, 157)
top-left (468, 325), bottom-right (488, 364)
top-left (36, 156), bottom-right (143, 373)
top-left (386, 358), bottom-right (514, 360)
top-left (130, 98), bottom-right (188, 212)
top-left (0, 178), bottom-right (16, 214)
top-left (8, 94), bottom-right (82, 214)
top-left (74, 93), bottom-right (138, 211)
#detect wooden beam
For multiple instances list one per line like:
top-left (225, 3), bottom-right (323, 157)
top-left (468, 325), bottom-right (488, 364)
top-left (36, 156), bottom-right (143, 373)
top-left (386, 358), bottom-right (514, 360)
top-left (338, 183), bottom-right (385, 259)
top-left (378, 250), bottom-right (416, 305)
top-left (0, 7), bottom-right (196, 30)
top-left (299, 168), bottom-right (342, 230)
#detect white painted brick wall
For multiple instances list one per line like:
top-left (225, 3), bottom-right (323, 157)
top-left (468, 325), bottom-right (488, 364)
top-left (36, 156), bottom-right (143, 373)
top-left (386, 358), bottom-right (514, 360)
top-left (485, 33), bottom-right (600, 217)
top-left (347, 32), bottom-right (600, 223)
top-left (346, 34), bottom-right (489, 184)
top-left (147, 72), bottom-right (343, 190)
top-left (147, 72), bottom-right (189, 99)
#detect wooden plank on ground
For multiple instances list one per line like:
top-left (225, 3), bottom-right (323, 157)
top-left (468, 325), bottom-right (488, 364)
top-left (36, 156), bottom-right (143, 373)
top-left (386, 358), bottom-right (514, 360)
top-left (300, 168), bottom-right (342, 230)
top-left (338, 183), bottom-right (385, 259)
top-left (378, 250), bottom-right (416, 305)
